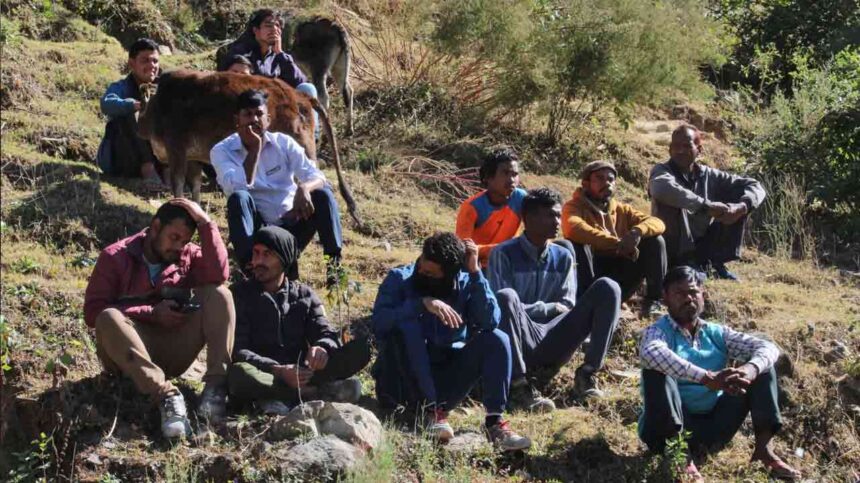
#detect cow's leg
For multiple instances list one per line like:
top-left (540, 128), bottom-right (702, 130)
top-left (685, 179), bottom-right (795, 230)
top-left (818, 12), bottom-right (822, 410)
top-left (167, 147), bottom-right (187, 199)
top-left (332, 48), bottom-right (354, 136)
top-left (315, 71), bottom-right (330, 111)
top-left (187, 161), bottom-right (204, 203)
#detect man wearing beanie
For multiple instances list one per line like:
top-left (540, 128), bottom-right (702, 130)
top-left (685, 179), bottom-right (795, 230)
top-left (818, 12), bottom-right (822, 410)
top-left (227, 226), bottom-right (370, 414)
top-left (563, 160), bottom-right (668, 317)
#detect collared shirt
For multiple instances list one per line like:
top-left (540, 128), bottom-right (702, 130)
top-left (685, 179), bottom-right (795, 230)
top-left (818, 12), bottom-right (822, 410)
top-left (488, 235), bottom-right (577, 322)
top-left (639, 314), bottom-right (779, 383)
top-left (210, 131), bottom-right (326, 224)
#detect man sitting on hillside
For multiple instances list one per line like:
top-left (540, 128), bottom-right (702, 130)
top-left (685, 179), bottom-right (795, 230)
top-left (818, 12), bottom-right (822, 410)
top-left (96, 38), bottom-right (166, 191)
top-left (490, 188), bottom-right (621, 408)
top-left (563, 160), bottom-right (667, 316)
top-left (639, 266), bottom-right (800, 481)
top-left (228, 226), bottom-right (370, 414)
top-left (211, 89), bottom-right (343, 285)
top-left (371, 232), bottom-right (532, 451)
top-left (84, 199), bottom-right (234, 439)
top-left (649, 125), bottom-right (766, 280)
top-left (456, 148), bottom-right (527, 269)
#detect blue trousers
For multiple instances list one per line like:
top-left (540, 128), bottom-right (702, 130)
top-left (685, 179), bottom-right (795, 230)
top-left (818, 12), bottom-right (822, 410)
top-left (396, 323), bottom-right (512, 415)
top-left (226, 187), bottom-right (343, 271)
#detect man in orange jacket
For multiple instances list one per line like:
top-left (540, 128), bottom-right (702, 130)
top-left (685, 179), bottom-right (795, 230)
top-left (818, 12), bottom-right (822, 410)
top-left (563, 161), bottom-right (667, 317)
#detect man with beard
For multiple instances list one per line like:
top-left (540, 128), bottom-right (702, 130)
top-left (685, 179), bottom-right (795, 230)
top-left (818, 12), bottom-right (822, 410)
top-left (563, 161), bottom-right (667, 317)
top-left (84, 199), bottom-right (234, 439)
top-left (96, 38), bottom-right (167, 191)
top-left (227, 226), bottom-right (371, 414)
top-left (649, 125), bottom-right (766, 281)
top-left (211, 89), bottom-right (343, 285)
top-left (456, 148), bottom-right (527, 269)
top-left (371, 232), bottom-right (532, 451)
top-left (639, 266), bottom-right (800, 481)
top-left (491, 188), bottom-right (621, 408)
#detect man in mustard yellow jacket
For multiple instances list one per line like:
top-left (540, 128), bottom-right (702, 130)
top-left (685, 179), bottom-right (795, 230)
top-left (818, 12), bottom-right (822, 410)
top-left (563, 161), bottom-right (667, 316)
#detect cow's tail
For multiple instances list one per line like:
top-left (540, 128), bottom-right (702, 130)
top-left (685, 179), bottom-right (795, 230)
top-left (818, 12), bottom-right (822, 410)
top-left (310, 97), bottom-right (362, 227)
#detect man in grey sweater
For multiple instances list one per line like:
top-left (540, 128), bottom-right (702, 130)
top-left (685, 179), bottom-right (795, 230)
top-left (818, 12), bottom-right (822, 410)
top-left (648, 125), bottom-right (766, 280)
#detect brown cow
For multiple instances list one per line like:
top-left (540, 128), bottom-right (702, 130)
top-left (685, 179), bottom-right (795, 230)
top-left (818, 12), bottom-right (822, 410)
top-left (137, 69), bottom-right (359, 224)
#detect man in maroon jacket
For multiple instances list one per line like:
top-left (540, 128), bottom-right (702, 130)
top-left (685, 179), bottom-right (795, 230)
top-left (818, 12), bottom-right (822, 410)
top-left (84, 198), bottom-right (234, 439)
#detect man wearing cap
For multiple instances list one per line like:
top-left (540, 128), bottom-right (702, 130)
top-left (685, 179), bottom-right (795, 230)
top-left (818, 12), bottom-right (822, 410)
top-left (563, 160), bottom-right (667, 317)
top-left (211, 88), bottom-right (344, 285)
top-left (648, 125), bottom-right (766, 281)
top-left (227, 226), bottom-right (371, 414)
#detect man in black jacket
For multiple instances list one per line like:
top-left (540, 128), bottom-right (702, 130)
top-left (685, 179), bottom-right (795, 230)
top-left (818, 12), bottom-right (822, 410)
top-left (227, 226), bottom-right (370, 414)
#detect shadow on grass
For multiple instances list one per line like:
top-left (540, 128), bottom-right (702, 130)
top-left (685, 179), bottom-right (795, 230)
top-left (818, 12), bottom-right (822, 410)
top-left (528, 432), bottom-right (656, 482)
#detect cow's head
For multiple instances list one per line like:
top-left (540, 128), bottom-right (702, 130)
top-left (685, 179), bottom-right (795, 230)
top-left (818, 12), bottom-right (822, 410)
top-left (139, 82), bottom-right (158, 106)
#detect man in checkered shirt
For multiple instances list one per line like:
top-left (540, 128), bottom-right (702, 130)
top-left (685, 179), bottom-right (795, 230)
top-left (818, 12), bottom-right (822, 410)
top-left (638, 266), bottom-right (800, 481)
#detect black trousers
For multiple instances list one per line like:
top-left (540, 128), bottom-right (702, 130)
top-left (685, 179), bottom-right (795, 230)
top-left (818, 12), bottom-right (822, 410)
top-left (106, 116), bottom-right (158, 178)
top-left (639, 367), bottom-right (783, 454)
top-left (573, 235), bottom-right (667, 301)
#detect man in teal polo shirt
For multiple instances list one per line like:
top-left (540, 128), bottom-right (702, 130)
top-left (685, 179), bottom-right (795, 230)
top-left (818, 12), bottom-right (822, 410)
top-left (638, 266), bottom-right (800, 481)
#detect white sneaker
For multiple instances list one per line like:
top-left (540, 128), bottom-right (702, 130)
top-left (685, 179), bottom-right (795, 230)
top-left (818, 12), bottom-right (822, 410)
top-left (197, 384), bottom-right (227, 422)
top-left (159, 392), bottom-right (191, 439)
top-left (259, 399), bottom-right (291, 416)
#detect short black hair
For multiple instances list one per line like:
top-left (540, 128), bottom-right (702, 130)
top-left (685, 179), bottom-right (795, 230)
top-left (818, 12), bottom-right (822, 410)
top-left (153, 203), bottom-right (196, 232)
top-left (129, 38), bottom-right (159, 58)
top-left (228, 54), bottom-right (253, 68)
top-left (249, 9), bottom-right (282, 29)
top-left (479, 147), bottom-right (519, 185)
top-left (237, 89), bottom-right (268, 111)
top-left (662, 266), bottom-right (705, 291)
top-left (522, 187), bottom-right (562, 217)
top-left (422, 232), bottom-right (465, 275)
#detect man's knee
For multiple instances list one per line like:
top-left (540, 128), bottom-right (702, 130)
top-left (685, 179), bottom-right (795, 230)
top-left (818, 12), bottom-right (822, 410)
top-left (310, 186), bottom-right (338, 209)
top-left (593, 276), bottom-right (622, 300)
top-left (640, 235), bottom-right (666, 252)
top-left (227, 191), bottom-right (254, 213)
top-left (94, 308), bottom-right (128, 334)
top-left (473, 329), bottom-right (511, 357)
top-left (195, 284), bottom-right (232, 304)
top-left (495, 288), bottom-right (520, 311)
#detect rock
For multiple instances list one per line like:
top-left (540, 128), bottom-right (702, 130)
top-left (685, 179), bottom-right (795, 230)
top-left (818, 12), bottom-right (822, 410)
top-left (317, 402), bottom-right (383, 450)
top-left (277, 435), bottom-right (362, 479)
top-left (444, 431), bottom-right (489, 454)
top-left (157, 45), bottom-right (172, 56)
top-left (655, 123), bottom-right (671, 133)
top-left (267, 401), bottom-right (324, 441)
top-left (824, 340), bottom-right (851, 363)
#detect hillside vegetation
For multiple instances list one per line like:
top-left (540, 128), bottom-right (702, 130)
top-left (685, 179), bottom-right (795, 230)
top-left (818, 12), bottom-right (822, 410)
top-left (1, 1), bottom-right (859, 482)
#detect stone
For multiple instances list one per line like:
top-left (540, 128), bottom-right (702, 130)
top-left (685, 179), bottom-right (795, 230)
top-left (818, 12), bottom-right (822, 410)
top-left (277, 435), bottom-right (362, 479)
top-left (824, 340), bottom-right (851, 363)
top-left (444, 431), bottom-right (489, 454)
top-left (266, 401), bottom-right (324, 441)
top-left (317, 402), bottom-right (383, 450)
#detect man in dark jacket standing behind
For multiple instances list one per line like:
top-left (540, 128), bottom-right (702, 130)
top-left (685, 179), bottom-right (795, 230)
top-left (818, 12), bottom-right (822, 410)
top-left (227, 226), bottom-right (370, 415)
top-left (649, 125), bottom-right (766, 281)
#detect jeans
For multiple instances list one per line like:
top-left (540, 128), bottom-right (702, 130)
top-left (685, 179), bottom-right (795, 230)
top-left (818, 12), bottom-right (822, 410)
top-left (395, 322), bottom-right (512, 414)
top-left (227, 338), bottom-right (370, 404)
top-left (574, 236), bottom-right (667, 301)
top-left (639, 367), bottom-right (783, 454)
top-left (496, 279), bottom-right (621, 381)
top-left (296, 82), bottom-right (320, 141)
top-left (226, 187), bottom-right (343, 273)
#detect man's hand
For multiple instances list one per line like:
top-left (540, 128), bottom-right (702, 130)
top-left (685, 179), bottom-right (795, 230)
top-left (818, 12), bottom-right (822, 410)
top-left (716, 202), bottom-right (748, 225)
top-left (616, 229), bottom-right (642, 259)
top-left (271, 27), bottom-right (283, 54)
top-left (305, 346), bottom-right (329, 371)
top-left (701, 368), bottom-right (752, 395)
top-left (237, 122), bottom-right (263, 154)
top-left (288, 185), bottom-right (315, 221)
top-left (554, 303), bottom-right (571, 314)
top-left (463, 239), bottom-right (480, 274)
top-left (423, 297), bottom-right (463, 329)
top-left (274, 364), bottom-right (313, 389)
top-left (152, 299), bottom-right (188, 328)
top-left (133, 100), bottom-right (142, 111)
top-left (705, 201), bottom-right (730, 219)
top-left (168, 198), bottom-right (211, 225)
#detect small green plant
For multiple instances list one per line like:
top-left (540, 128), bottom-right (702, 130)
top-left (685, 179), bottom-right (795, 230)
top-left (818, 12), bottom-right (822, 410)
top-left (664, 430), bottom-right (692, 480)
top-left (844, 357), bottom-right (860, 379)
top-left (6, 431), bottom-right (53, 482)
top-left (0, 314), bottom-right (13, 372)
top-left (324, 254), bottom-right (362, 332)
top-left (11, 256), bottom-right (42, 274)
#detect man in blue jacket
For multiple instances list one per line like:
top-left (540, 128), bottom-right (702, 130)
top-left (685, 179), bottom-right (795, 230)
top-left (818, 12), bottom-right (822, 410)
top-left (371, 232), bottom-right (531, 451)
top-left (96, 38), bottom-right (166, 190)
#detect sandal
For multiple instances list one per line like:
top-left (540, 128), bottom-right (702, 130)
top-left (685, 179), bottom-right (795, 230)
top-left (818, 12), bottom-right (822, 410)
top-left (680, 460), bottom-right (704, 483)
top-left (756, 457), bottom-right (801, 480)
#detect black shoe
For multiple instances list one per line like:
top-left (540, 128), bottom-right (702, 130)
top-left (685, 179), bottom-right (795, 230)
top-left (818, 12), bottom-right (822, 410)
top-left (573, 366), bottom-right (604, 400)
top-left (713, 263), bottom-right (740, 281)
top-left (509, 379), bottom-right (555, 413)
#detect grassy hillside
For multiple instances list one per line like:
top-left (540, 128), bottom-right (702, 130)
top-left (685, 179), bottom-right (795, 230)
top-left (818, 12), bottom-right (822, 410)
top-left (1, 3), bottom-right (859, 482)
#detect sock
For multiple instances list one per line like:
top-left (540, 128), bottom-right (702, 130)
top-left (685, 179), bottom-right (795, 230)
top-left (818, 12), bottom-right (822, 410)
top-left (485, 413), bottom-right (502, 428)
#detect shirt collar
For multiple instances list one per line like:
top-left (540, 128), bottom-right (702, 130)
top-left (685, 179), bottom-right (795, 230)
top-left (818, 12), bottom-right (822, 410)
top-left (666, 314), bottom-right (703, 342)
top-left (517, 235), bottom-right (549, 262)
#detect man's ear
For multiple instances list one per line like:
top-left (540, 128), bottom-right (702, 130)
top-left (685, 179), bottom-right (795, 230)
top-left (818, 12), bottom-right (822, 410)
top-left (150, 218), bottom-right (161, 236)
top-left (581, 178), bottom-right (589, 190)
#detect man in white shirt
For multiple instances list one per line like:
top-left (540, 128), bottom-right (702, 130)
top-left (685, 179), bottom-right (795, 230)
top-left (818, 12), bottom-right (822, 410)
top-left (210, 89), bottom-right (343, 284)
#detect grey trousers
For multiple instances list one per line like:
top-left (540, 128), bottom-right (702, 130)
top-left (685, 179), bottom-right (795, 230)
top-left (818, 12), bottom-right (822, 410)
top-left (495, 278), bottom-right (621, 381)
